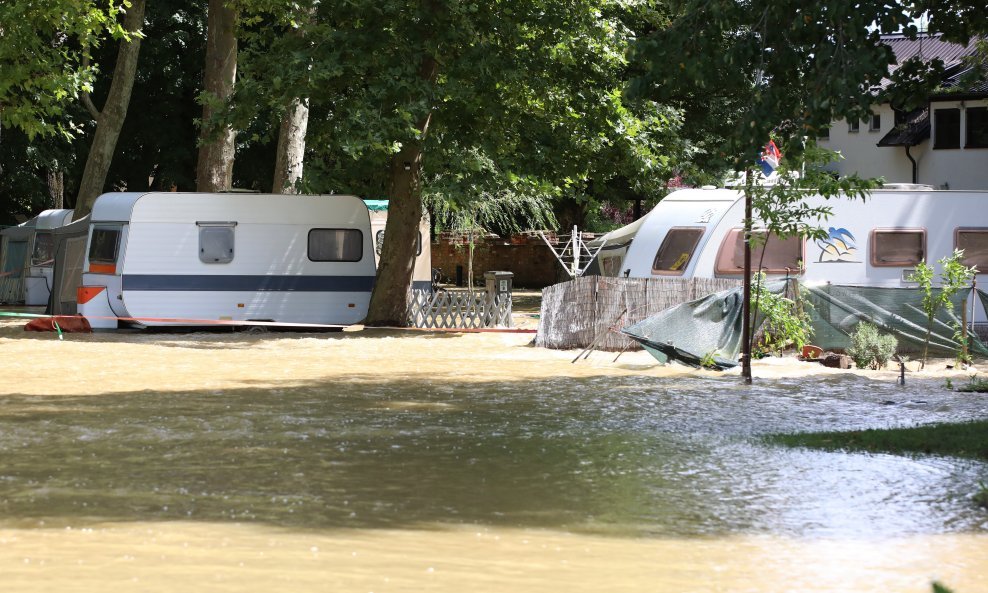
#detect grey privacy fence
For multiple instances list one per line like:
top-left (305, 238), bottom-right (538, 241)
top-left (536, 276), bottom-right (741, 351)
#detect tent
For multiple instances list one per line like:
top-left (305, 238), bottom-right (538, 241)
top-left (0, 218), bottom-right (38, 304)
top-left (46, 215), bottom-right (90, 315)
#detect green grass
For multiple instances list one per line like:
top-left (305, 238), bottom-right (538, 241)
top-left (765, 420), bottom-right (988, 462)
top-left (957, 375), bottom-right (988, 393)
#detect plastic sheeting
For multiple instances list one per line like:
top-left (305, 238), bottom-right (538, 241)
top-left (803, 284), bottom-right (988, 357)
top-left (621, 281), bottom-right (788, 369)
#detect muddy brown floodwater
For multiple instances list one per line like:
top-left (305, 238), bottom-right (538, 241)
top-left (0, 314), bottom-right (987, 592)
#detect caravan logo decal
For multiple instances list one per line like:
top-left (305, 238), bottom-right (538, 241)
top-left (816, 227), bottom-right (859, 262)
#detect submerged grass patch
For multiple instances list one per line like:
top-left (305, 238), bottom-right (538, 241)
top-left (765, 420), bottom-right (988, 462)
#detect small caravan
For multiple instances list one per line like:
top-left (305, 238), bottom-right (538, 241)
top-left (0, 209), bottom-right (74, 305)
top-left (78, 193), bottom-right (377, 329)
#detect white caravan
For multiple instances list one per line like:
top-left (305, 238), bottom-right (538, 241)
top-left (78, 193), bottom-right (377, 329)
top-left (596, 186), bottom-right (988, 320)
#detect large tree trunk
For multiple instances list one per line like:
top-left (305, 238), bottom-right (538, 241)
top-left (365, 54), bottom-right (439, 327)
top-left (46, 168), bottom-right (64, 209)
top-left (196, 0), bottom-right (238, 192)
top-left (272, 98), bottom-right (309, 193)
top-left (72, 0), bottom-right (146, 220)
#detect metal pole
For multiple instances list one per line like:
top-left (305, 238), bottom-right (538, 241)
top-left (572, 225), bottom-right (580, 277)
top-left (741, 179), bottom-right (753, 383)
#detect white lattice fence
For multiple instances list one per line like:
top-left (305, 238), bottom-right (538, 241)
top-left (407, 289), bottom-right (512, 329)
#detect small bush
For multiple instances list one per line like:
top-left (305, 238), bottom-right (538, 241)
top-left (847, 322), bottom-right (898, 370)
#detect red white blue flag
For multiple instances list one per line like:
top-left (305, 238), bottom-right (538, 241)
top-left (757, 140), bottom-right (782, 176)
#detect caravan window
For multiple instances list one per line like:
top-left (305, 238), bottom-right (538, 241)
top-left (715, 229), bottom-right (804, 275)
top-left (375, 230), bottom-right (422, 257)
top-left (652, 227), bottom-right (704, 275)
top-left (198, 222), bottom-right (236, 264)
top-left (871, 229), bottom-right (925, 266)
top-left (31, 232), bottom-right (54, 266)
top-left (955, 228), bottom-right (988, 270)
top-left (309, 229), bottom-right (363, 262)
top-left (88, 228), bottom-right (121, 264)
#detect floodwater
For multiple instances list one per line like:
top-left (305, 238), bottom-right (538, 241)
top-left (1, 313), bottom-right (987, 592)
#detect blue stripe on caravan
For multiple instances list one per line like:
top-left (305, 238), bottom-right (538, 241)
top-left (122, 274), bottom-right (376, 292)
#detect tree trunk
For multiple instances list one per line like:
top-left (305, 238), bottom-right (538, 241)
top-left (365, 54), bottom-right (439, 327)
top-left (272, 98), bottom-right (309, 193)
top-left (46, 168), bottom-right (64, 209)
top-left (195, 0), bottom-right (238, 192)
top-left (72, 0), bottom-right (146, 220)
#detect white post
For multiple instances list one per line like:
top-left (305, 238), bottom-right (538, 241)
top-left (572, 225), bottom-right (580, 277)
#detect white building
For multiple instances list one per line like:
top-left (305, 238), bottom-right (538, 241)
top-left (819, 34), bottom-right (988, 190)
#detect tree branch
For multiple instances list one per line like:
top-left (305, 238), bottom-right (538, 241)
top-left (79, 54), bottom-right (101, 120)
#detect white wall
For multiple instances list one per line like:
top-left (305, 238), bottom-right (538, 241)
top-left (820, 101), bottom-right (988, 190)
top-left (922, 98), bottom-right (988, 190)
top-left (819, 104), bottom-right (915, 184)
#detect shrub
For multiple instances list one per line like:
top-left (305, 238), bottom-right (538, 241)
top-left (847, 322), bottom-right (898, 370)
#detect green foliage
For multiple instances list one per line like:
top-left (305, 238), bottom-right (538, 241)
top-left (974, 483), bottom-right (988, 510)
top-left (232, 0), bottom-right (683, 217)
top-left (933, 582), bottom-right (956, 593)
top-left (751, 274), bottom-right (813, 356)
top-left (957, 375), bottom-right (988, 393)
top-left (699, 351), bottom-right (719, 370)
top-left (628, 1), bottom-right (988, 165)
top-left (744, 142), bottom-right (881, 245)
top-left (907, 250), bottom-right (978, 368)
top-left (0, 1), bottom-right (134, 139)
top-left (847, 322), bottom-right (898, 370)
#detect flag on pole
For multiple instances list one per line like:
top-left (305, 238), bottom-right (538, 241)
top-left (757, 140), bottom-right (782, 176)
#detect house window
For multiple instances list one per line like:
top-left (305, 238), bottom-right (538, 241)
top-left (965, 106), bottom-right (988, 148)
top-left (651, 227), bottom-right (704, 275)
top-left (869, 113), bottom-right (881, 132)
top-left (197, 222), bottom-right (236, 264)
top-left (955, 228), bottom-right (988, 269)
top-left (309, 228), bottom-right (363, 262)
top-left (848, 119), bottom-right (860, 133)
top-left (934, 108), bottom-right (961, 148)
top-left (715, 229), bottom-right (804, 275)
top-left (871, 229), bottom-right (925, 266)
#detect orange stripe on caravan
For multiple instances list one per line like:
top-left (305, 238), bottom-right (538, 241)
top-left (89, 263), bottom-right (117, 274)
top-left (77, 286), bottom-right (105, 305)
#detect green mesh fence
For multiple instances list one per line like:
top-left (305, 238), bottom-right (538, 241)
top-left (621, 282), bottom-right (988, 369)
top-left (803, 284), bottom-right (988, 357)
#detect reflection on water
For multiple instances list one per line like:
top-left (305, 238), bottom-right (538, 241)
top-left (1, 325), bottom-right (987, 591)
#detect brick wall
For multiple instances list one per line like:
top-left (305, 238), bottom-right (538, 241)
top-left (431, 236), bottom-right (568, 288)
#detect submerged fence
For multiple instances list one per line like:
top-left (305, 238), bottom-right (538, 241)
top-left (407, 288), bottom-right (512, 329)
top-left (536, 276), bottom-right (741, 351)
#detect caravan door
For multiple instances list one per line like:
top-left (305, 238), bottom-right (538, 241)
top-left (78, 224), bottom-right (129, 328)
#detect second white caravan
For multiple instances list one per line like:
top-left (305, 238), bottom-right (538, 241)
top-left (78, 192), bottom-right (378, 329)
top-left (607, 186), bottom-right (988, 289)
